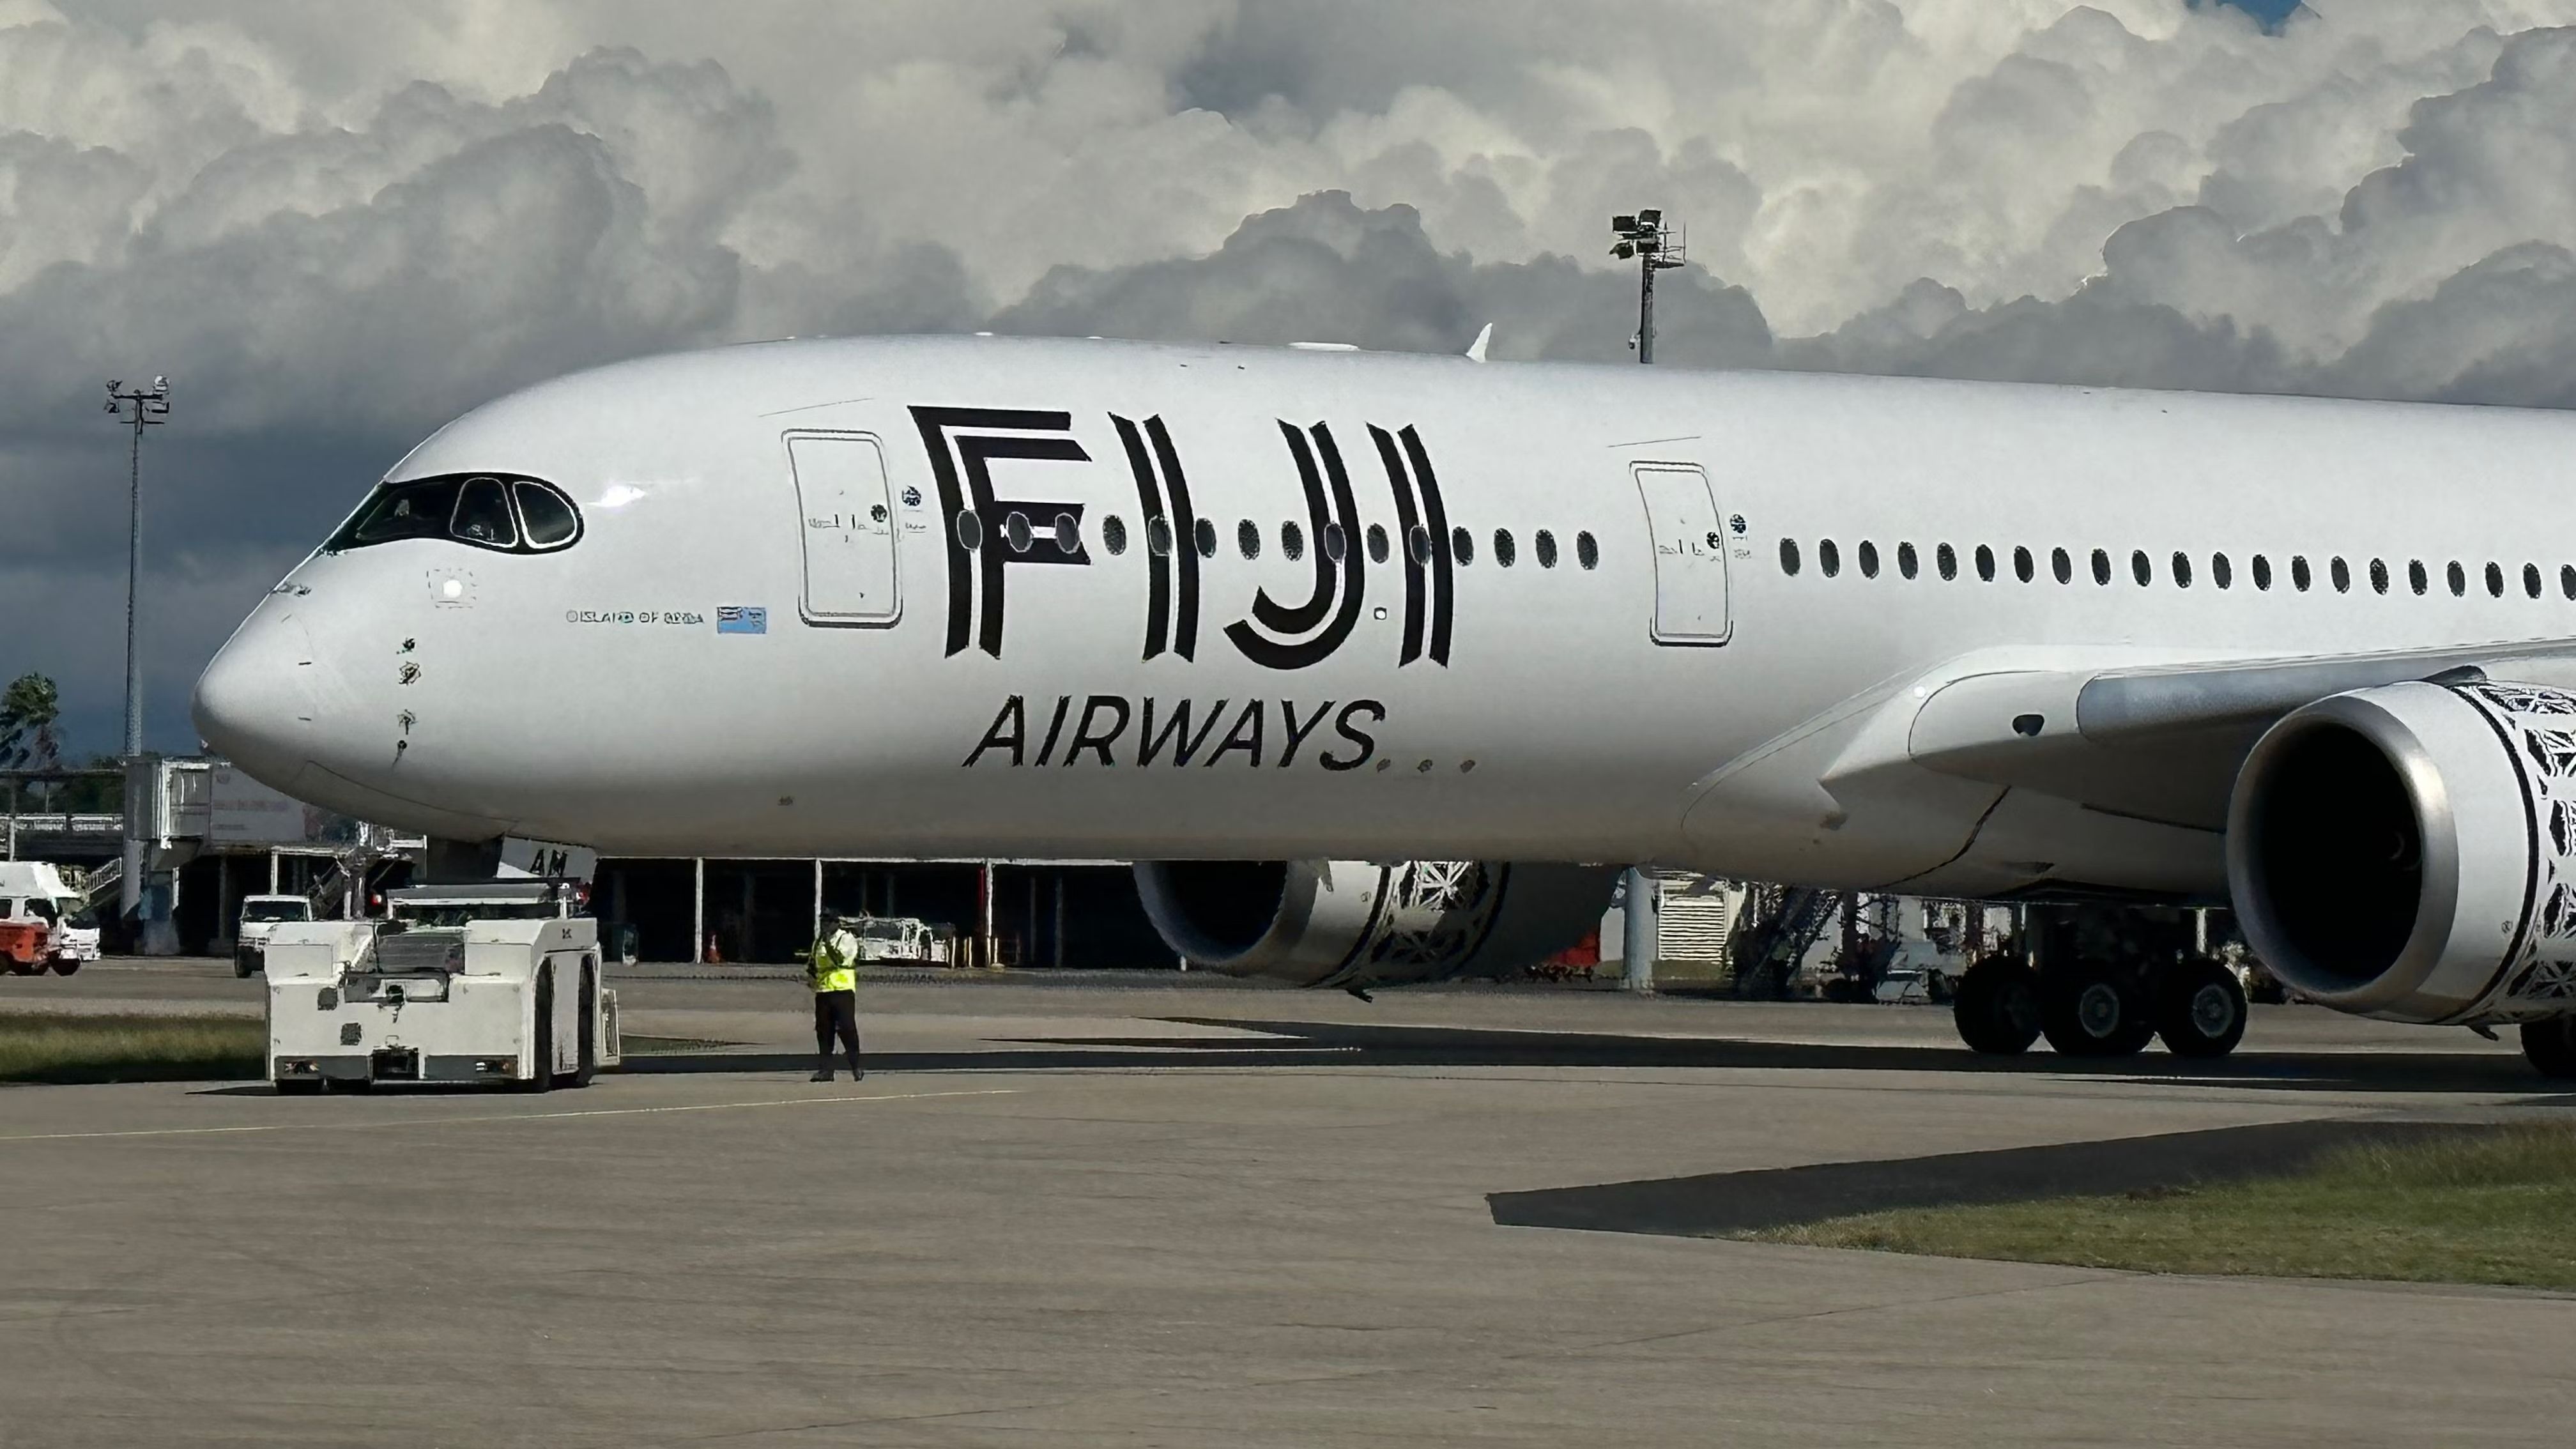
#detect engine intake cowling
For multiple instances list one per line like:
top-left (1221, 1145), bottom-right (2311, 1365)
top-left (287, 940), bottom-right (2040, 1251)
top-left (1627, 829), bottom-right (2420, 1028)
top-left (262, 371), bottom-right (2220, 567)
top-left (1133, 859), bottom-right (1616, 988)
top-left (2227, 680), bottom-right (2576, 1024)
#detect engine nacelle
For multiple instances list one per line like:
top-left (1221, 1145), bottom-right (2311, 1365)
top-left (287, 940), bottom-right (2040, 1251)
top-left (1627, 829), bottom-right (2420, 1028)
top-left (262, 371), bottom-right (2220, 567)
top-left (2227, 679), bottom-right (2576, 1024)
top-left (1133, 859), bottom-right (1616, 988)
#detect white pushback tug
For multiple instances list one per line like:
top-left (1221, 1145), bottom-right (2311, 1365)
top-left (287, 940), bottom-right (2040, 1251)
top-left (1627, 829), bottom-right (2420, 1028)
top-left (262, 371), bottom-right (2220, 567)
top-left (264, 879), bottom-right (619, 1093)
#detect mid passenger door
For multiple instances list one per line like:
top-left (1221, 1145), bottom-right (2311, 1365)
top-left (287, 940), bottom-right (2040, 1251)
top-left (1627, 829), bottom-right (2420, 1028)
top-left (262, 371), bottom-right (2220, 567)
top-left (1633, 463), bottom-right (1730, 645)
top-left (785, 432), bottom-right (900, 625)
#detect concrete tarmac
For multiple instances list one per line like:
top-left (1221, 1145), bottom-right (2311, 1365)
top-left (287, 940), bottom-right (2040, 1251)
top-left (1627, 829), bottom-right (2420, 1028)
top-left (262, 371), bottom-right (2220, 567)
top-left (4, 963), bottom-right (2572, 1446)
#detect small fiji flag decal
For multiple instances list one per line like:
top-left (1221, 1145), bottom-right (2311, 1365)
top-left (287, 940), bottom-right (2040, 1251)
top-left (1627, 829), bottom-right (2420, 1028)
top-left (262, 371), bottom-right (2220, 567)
top-left (717, 606), bottom-right (768, 636)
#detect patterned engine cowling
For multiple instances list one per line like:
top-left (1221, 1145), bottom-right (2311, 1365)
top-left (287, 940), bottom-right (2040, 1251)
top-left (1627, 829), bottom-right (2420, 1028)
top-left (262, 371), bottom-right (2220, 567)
top-left (1132, 860), bottom-right (1616, 988)
top-left (2228, 680), bottom-right (2576, 1024)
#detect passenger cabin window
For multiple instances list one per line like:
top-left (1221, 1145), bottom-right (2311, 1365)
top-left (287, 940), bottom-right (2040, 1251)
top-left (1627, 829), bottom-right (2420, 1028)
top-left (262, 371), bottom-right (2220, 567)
top-left (1280, 521), bottom-right (1304, 561)
top-left (1858, 540), bottom-right (1880, 578)
top-left (1818, 539), bottom-right (1841, 578)
top-left (2448, 561), bottom-right (2466, 596)
top-left (1238, 519), bottom-right (1261, 559)
top-left (1452, 526), bottom-right (1475, 565)
top-left (328, 474), bottom-right (586, 556)
top-left (1936, 543), bottom-right (1958, 581)
top-left (2486, 562), bottom-right (2506, 597)
top-left (1779, 539), bottom-right (1802, 576)
top-left (2525, 563), bottom-right (2543, 599)
top-left (2051, 547), bottom-right (2071, 585)
top-left (1195, 519), bottom-right (1218, 558)
top-left (1974, 544), bottom-right (1995, 582)
top-left (1897, 542), bottom-right (1919, 579)
top-left (1322, 523), bottom-right (1346, 561)
top-left (956, 511), bottom-right (985, 551)
top-left (2251, 555), bottom-right (2273, 590)
top-left (1535, 530), bottom-right (1559, 568)
top-left (2561, 564), bottom-right (2575, 601)
top-left (2212, 553), bottom-right (2233, 590)
top-left (2368, 558), bottom-right (2388, 595)
top-left (2131, 550), bottom-right (2151, 586)
top-left (1102, 516), bottom-right (1130, 555)
top-left (1368, 524), bottom-right (1392, 564)
top-left (1409, 526), bottom-right (1434, 565)
top-left (1577, 531), bottom-right (1600, 569)
top-left (2292, 555), bottom-right (2312, 591)
top-left (2091, 548), bottom-right (2111, 586)
top-left (2331, 557), bottom-right (2351, 593)
top-left (1493, 529), bottom-right (1516, 567)
top-left (1146, 517), bottom-right (1173, 556)
top-left (2012, 546), bottom-right (2034, 583)
top-left (2172, 551), bottom-right (2193, 588)
top-left (2407, 560), bottom-right (2428, 595)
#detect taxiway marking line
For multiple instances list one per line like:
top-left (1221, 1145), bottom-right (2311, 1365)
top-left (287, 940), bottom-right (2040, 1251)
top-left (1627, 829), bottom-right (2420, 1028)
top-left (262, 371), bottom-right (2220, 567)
top-left (0, 1087), bottom-right (1021, 1143)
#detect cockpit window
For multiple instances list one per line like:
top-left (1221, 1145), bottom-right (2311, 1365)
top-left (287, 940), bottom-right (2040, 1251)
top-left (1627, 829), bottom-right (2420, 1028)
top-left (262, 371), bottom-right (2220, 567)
top-left (343, 478), bottom-right (464, 547)
top-left (452, 477), bottom-right (518, 548)
top-left (325, 473), bottom-right (584, 556)
top-left (514, 482), bottom-right (579, 548)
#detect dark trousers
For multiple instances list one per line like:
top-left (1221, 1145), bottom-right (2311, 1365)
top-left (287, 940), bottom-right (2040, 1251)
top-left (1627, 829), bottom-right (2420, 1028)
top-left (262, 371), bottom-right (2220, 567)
top-left (813, 990), bottom-right (861, 1071)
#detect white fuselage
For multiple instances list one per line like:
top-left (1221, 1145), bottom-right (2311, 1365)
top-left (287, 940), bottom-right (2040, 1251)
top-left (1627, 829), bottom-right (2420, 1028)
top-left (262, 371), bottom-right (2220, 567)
top-left (192, 337), bottom-right (2576, 901)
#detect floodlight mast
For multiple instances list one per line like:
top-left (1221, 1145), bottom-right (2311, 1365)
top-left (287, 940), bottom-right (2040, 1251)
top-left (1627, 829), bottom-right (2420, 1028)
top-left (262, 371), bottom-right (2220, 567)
top-left (1609, 210), bottom-right (1687, 364)
top-left (103, 376), bottom-right (171, 923)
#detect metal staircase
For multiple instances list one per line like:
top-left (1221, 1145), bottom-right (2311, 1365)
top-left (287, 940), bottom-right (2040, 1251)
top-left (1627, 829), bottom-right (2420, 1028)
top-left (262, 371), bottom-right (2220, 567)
top-left (1728, 885), bottom-right (1837, 999)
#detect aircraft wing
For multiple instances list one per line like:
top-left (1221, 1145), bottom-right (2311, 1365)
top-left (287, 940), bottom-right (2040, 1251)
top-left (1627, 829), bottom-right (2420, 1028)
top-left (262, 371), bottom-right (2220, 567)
top-left (1894, 641), bottom-right (2576, 831)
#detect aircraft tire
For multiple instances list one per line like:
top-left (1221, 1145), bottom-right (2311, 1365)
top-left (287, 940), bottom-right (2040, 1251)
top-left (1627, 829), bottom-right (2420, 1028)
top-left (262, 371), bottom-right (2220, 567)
top-left (2041, 960), bottom-right (2154, 1057)
top-left (2520, 1018), bottom-right (2576, 1080)
top-left (1952, 956), bottom-right (2041, 1055)
top-left (2154, 958), bottom-right (2248, 1059)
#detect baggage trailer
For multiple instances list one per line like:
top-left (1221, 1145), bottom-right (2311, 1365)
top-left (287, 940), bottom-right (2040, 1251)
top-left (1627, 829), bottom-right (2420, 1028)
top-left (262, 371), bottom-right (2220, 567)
top-left (264, 885), bottom-right (620, 1093)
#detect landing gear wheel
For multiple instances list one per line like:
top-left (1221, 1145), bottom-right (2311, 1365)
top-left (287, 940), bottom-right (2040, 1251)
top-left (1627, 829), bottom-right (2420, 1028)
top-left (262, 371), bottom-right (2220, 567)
top-left (2041, 960), bottom-right (2154, 1057)
top-left (2155, 958), bottom-right (2248, 1059)
top-left (1952, 955), bottom-right (2042, 1055)
top-left (2520, 1018), bottom-right (2576, 1080)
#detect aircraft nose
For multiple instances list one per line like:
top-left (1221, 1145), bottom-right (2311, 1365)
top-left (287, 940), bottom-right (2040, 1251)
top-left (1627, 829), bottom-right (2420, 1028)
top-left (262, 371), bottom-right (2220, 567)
top-left (192, 610), bottom-right (316, 790)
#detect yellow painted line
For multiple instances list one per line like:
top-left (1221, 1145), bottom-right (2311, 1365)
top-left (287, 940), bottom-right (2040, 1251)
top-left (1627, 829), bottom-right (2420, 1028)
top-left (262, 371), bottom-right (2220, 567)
top-left (0, 1087), bottom-right (1020, 1144)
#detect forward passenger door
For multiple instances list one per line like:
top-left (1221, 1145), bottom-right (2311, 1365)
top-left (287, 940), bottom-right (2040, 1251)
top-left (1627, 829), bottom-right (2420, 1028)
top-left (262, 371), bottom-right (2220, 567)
top-left (785, 432), bottom-right (901, 625)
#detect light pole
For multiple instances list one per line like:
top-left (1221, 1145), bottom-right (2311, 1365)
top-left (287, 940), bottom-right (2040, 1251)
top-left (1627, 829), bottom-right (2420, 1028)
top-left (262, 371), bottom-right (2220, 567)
top-left (103, 376), bottom-right (171, 926)
top-left (1610, 210), bottom-right (1687, 364)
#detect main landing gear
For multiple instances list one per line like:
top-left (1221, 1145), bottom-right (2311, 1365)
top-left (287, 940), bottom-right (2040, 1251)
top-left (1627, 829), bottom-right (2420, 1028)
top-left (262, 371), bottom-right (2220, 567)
top-left (1951, 907), bottom-right (2248, 1061)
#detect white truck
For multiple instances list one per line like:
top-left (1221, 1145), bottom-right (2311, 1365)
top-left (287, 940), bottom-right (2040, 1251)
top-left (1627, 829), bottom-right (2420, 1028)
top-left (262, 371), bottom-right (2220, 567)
top-left (845, 914), bottom-right (953, 966)
top-left (0, 861), bottom-right (102, 976)
top-left (233, 893), bottom-right (315, 977)
top-left (264, 880), bottom-right (619, 1093)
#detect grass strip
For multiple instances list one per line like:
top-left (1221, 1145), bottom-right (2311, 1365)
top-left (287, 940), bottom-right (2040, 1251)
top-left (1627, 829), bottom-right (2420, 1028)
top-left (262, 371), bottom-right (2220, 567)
top-left (0, 1013), bottom-right (266, 1085)
top-left (1748, 1124), bottom-right (2576, 1291)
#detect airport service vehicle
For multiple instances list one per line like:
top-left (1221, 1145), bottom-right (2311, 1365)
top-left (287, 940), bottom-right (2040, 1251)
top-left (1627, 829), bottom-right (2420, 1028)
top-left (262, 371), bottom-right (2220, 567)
top-left (1, 861), bottom-right (100, 975)
top-left (265, 880), bottom-right (617, 1092)
top-left (844, 915), bottom-right (951, 966)
top-left (233, 893), bottom-right (314, 977)
top-left (192, 335), bottom-right (2576, 1075)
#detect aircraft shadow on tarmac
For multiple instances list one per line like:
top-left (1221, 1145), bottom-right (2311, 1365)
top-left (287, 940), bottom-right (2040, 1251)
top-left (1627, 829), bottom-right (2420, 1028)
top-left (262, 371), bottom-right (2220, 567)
top-left (617, 1016), bottom-right (2576, 1098)
top-left (1483, 1119), bottom-right (2549, 1238)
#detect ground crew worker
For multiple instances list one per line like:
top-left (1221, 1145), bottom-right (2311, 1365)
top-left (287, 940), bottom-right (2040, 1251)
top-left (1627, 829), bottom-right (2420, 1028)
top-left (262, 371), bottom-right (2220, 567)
top-left (804, 918), bottom-right (864, 1081)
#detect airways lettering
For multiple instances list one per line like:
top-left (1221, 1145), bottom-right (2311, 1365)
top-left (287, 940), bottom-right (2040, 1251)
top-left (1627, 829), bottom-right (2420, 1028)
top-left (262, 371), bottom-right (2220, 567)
top-left (962, 694), bottom-right (1386, 771)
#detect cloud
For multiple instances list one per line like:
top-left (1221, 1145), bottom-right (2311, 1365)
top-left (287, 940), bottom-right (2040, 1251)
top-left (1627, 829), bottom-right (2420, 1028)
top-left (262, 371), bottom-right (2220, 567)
top-left (6, 2), bottom-right (2576, 755)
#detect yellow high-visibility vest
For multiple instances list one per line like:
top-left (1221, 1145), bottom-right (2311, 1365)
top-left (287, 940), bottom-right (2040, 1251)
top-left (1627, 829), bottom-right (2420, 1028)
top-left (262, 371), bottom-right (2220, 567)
top-left (808, 931), bottom-right (857, 993)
